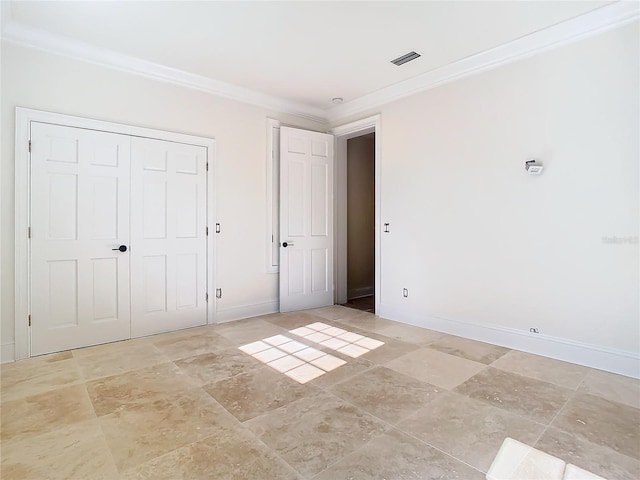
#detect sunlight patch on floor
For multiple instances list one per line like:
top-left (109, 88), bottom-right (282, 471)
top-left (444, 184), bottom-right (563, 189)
top-left (289, 322), bottom-right (384, 358)
top-left (238, 323), bottom-right (384, 383)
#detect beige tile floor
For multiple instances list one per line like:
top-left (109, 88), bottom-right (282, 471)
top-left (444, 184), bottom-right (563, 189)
top-left (1, 306), bottom-right (639, 479)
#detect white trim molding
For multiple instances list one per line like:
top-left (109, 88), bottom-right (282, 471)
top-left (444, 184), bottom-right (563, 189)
top-left (379, 302), bottom-right (640, 379)
top-left (1, 22), bottom-right (326, 124)
top-left (332, 115), bottom-right (381, 315)
top-left (326, 2), bottom-right (640, 121)
top-left (265, 119), bottom-right (281, 274)
top-left (14, 107), bottom-right (217, 360)
top-left (2, 3), bottom-right (638, 124)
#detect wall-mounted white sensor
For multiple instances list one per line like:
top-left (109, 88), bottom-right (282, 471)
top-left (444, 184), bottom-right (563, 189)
top-left (525, 159), bottom-right (544, 175)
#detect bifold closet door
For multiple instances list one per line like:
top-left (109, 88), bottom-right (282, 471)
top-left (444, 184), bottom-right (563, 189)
top-left (129, 137), bottom-right (208, 337)
top-left (30, 123), bottom-right (132, 355)
top-left (30, 123), bottom-right (208, 355)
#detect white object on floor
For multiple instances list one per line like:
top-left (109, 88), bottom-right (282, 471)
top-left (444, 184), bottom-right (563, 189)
top-left (563, 464), bottom-right (606, 480)
top-left (487, 438), bottom-right (566, 480)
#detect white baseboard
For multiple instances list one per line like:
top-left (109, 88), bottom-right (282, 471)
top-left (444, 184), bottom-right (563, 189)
top-left (379, 302), bottom-right (640, 379)
top-left (348, 286), bottom-right (374, 300)
top-left (1, 343), bottom-right (15, 364)
top-left (215, 299), bottom-right (279, 324)
top-left (0, 302), bottom-right (280, 362)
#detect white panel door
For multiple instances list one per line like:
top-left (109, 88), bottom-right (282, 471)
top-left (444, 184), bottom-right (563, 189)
top-left (130, 137), bottom-right (208, 337)
top-left (30, 122), bottom-right (131, 355)
top-left (279, 127), bottom-right (334, 312)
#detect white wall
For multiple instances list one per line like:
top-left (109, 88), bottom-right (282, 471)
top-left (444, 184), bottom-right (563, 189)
top-left (1, 21), bottom-right (638, 375)
top-left (347, 134), bottom-right (375, 299)
top-left (341, 22), bottom-right (637, 372)
top-left (0, 42), bottom-right (324, 361)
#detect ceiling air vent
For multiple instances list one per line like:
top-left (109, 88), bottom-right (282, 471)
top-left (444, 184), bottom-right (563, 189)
top-left (391, 51), bottom-right (421, 66)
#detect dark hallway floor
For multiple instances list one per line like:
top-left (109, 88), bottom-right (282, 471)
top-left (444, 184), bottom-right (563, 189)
top-left (340, 295), bottom-right (374, 313)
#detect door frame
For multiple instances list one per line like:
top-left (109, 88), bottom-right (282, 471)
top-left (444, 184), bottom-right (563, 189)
top-left (331, 115), bottom-right (381, 315)
top-left (14, 107), bottom-right (216, 360)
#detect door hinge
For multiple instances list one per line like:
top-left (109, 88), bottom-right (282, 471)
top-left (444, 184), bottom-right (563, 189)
top-left (206, 162), bottom-right (209, 171)
top-left (206, 292), bottom-right (209, 302)
top-left (28, 315), bottom-right (31, 327)
top-left (215, 223), bottom-right (221, 234)
top-left (206, 226), bottom-right (209, 236)
top-left (216, 288), bottom-right (222, 299)
top-left (28, 140), bottom-right (32, 153)
top-left (28, 227), bottom-right (31, 239)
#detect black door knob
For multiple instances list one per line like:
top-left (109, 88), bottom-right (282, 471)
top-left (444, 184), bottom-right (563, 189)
top-left (282, 242), bottom-right (289, 248)
top-left (112, 245), bottom-right (127, 252)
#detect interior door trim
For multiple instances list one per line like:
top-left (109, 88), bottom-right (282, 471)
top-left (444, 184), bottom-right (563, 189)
top-left (14, 107), bottom-right (217, 361)
top-left (331, 114), bottom-right (381, 316)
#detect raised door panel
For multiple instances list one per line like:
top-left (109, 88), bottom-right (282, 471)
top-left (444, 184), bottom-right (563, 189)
top-left (279, 127), bottom-right (334, 312)
top-left (130, 138), bottom-right (207, 337)
top-left (91, 258), bottom-right (119, 321)
top-left (47, 173), bottom-right (78, 240)
top-left (176, 253), bottom-right (198, 309)
top-left (30, 122), bottom-right (131, 355)
top-left (311, 163), bottom-right (329, 237)
top-left (287, 160), bottom-right (306, 237)
top-left (47, 260), bottom-right (79, 328)
top-left (89, 176), bottom-right (120, 240)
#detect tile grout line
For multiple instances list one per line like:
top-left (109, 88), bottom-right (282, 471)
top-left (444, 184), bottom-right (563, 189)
top-left (314, 385), bottom-right (487, 478)
top-left (231, 366), bottom-right (397, 477)
top-left (299, 368), bottom-right (486, 478)
top-left (535, 386), bottom-right (578, 447)
top-left (115, 388), bottom-right (304, 479)
top-left (167, 318), bottom-right (508, 477)
top-left (176, 349), bottom-right (327, 479)
top-left (452, 366), bottom-right (575, 425)
top-left (7, 310), bottom-right (636, 478)
top-left (118, 362), bottom-right (280, 475)
top-left (80, 320), bottom-right (476, 478)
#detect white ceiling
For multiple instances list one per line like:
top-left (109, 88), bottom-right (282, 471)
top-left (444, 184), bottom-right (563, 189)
top-left (3, 1), bottom-right (634, 121)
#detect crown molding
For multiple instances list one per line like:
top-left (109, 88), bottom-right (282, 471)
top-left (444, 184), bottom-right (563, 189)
top-left (326, 2), bottom-right (640, 122)
top-left (1, 20), bottom-right (328, 124)
top-left (2, 2), bottom-right (638, 125)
